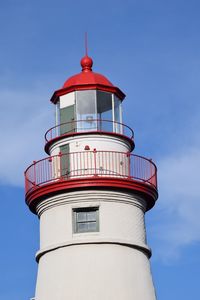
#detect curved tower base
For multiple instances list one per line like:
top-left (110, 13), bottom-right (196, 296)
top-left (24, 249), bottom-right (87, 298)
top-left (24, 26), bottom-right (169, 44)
top-left (36, 244), bottom-right (156, 300)
top-left (34, 189), bottom-right (156, 300)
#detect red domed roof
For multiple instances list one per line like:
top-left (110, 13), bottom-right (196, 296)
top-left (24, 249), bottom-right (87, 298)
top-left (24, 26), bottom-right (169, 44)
top-left (50, 55), bottom-right (125, 104)
top-left (63, 55), bottom-right (114, 88)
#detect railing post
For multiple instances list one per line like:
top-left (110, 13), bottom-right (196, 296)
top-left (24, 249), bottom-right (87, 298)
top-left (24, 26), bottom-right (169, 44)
top-left (48, 156), bottom-right (52, 181)
top-left (126, 153), bottom-right (131, 178)
top-left (33, 160), bottom-right (36, 187)
top-left (93, 148), bottom-right (97, 176)
top-left (149, 158), bottom-right (153, 185)
top-left (155, 168), bottom-right (157, 188)
top-left (59, 152), bottom-right (62, 180)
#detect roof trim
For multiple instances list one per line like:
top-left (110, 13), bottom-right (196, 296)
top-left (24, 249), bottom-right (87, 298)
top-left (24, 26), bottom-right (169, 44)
top-left (50, 84), bottom-right (126, 104)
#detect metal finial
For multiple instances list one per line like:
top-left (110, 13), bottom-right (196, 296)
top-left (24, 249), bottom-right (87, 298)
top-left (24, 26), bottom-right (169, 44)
top-left (85, 32), bottom-right (88, 56)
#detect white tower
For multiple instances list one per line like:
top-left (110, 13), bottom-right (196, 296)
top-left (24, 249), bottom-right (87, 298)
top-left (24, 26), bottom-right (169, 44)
top-left (25, 54), bottom-right (158, 300)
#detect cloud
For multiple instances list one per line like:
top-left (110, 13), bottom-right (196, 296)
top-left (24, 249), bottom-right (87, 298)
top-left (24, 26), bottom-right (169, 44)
top-left (0, 89), bottom-right (52, 186)
top-left (149, 129), bottom-right (200, 262)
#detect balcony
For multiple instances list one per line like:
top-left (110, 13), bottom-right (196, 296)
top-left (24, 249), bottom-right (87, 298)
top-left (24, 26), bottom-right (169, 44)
top-left (44, 120), bottom-right (134, 152)
top-left (25, 151), bottom-right (158, 212)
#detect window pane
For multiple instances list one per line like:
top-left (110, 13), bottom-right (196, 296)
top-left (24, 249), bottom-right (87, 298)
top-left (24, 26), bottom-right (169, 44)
top-left (88, 222), bottom-right (97, 231)
top-left (97, 91), bottom-right (113, 131)
top-left (114, 97), bottom-right (120, 122)
top-left (77, 211), bottom-right (87, 222)
top-left (114, 97), bottom-right (122, 133)
top-left (97, 91), bottom-right (112, 118)
top-left (56, 102), bottom-right (60, 126)
top-left (76, 91), bottom-right (97, 131)
top-left (87, 210), bottom-right (97, 221)
top-left (77, 222), bottom-right (88, 232)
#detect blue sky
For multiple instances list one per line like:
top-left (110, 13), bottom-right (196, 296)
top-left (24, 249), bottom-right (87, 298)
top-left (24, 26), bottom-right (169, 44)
top-left (0, 0), bottom-right (200, 299)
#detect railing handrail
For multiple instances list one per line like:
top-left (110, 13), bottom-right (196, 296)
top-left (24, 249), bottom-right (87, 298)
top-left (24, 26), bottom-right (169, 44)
top-left (25, 151), bottom-right (155, 172)
top-left (44, 119), bottom-right (134, 142)
top-left (129, 153), bottom-right (158, 172)
top-left (25, 151), bottom-right (157, 195)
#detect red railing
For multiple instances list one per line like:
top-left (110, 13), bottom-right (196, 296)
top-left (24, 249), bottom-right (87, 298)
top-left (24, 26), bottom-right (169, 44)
top-left (25, 151), bottom-right (157, 195)
top-left (45, 119), bottom-right (134, 142)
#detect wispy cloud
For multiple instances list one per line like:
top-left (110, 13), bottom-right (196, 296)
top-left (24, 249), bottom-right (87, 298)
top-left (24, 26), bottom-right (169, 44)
top-left (0, 89), bottom-right (52, 186)
top-left (148, 122), bottom-right (200, 262)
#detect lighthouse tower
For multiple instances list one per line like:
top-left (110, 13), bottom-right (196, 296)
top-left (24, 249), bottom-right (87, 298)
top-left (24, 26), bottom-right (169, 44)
top-left (25, 54), bottom-right (158, 300)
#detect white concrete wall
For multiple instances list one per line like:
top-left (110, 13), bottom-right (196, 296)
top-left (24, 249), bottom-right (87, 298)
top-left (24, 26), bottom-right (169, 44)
top-left (49, 134), bottom-right (131, 156)
top-left (35, 244), bottom-right (156, 300)
top-left (34, 189), bottom-right (156, 300)
top-left (37, 190), bottom-right (147, 250)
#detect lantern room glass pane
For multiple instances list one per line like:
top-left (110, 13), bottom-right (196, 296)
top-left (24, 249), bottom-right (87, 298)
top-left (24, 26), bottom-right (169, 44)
top-left (114, 96), bottom-right (122, 134)
top-left (97, 91), bottom-right (112, 132)
top-left (76, 90), bottom-right (97, 131)
top-left (56, 102), bottom-right (60, 126)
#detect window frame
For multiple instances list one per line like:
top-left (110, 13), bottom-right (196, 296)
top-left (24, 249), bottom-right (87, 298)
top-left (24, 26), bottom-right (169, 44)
top-left (73, 207), bottom-right (99, 234)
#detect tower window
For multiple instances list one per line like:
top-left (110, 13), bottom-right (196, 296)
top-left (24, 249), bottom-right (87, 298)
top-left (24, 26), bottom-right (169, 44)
top-left (73, 207), bottom-right (99, 233)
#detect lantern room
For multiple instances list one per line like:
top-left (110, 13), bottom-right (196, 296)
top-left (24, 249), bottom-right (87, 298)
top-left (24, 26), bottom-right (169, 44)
top-left (55, 90), bottom-right (122, 134)
top-left (49, 55), bottom-right (129, 139)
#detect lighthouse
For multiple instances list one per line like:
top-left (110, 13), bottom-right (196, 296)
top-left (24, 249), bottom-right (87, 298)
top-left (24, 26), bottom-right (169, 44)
top-left (25, 54), bottom-right (158, 300)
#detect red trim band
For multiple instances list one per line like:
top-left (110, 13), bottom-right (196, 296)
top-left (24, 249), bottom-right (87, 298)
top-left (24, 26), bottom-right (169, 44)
top-left (50, 84), bottom-right (125, 104)
top-left (25, 177), bottom-right (158, 214)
